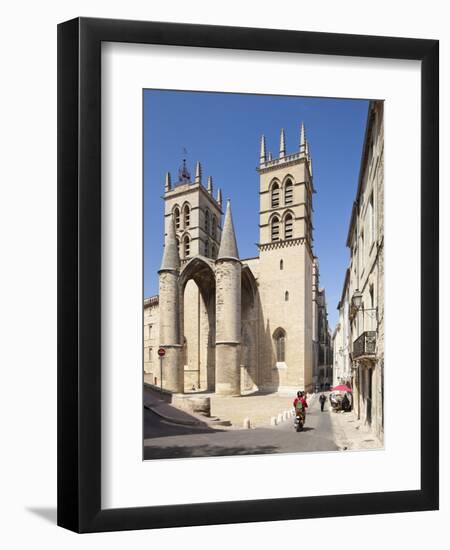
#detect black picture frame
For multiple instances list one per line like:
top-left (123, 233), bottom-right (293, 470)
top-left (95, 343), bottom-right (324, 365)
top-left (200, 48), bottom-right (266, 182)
top-left (57, 17), bottom-right (439, 533)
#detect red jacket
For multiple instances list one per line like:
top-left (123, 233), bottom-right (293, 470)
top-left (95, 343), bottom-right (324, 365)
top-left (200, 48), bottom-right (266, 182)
top-left (293, 397), bottom-right (308, 409)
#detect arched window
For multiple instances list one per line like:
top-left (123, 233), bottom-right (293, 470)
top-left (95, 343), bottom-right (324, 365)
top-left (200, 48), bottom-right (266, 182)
top-left (271, 216), bottom-right (280, 241)
top-left (284, 214), bottom-right (293, 239)
top-left (204, 209), bottom-right (210, 233)
top-left (183, 205), bottom-right (190, 227)
top-left (173, 207), bottom-right (180, 230)
top-left (285, 291), bottom-right (289, 301)
top-left (212, 244), bottom-right (217, 258)
top-left (183, 235), bottom-right (190, 258)
top-left (271, 182), bottom-right (280, 208)
top-left (176, 237), bottom-right (180, 254)
top-left (204, 241), bottom-right (209, 257)
top-left (273, 328), bottom-right (286, 362)
top-left (280, 259), bottom-right (284, 270)
top-left (211, 215), bottom-right (217, 239)
top-left (284, 179), bottom-right (293, 204)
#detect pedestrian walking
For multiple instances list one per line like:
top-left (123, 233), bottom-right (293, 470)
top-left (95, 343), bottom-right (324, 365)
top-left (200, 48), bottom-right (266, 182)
top-left (342, 393), bottom-right (350, 412)
top-left (319, 393), bottom-right (326, 412)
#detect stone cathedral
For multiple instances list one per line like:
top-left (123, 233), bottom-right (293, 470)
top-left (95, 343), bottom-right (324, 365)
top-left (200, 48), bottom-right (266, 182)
top-left (144, 124), bottom-right (323, 396)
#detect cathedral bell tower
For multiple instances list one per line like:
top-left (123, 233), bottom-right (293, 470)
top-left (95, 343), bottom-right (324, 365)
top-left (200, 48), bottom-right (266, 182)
top-left (159, 157), bottom-right (224, 394)
top-left (162, 157), bottom-right (223, 262)
top-left (256, 124), bottom-right (315, 392)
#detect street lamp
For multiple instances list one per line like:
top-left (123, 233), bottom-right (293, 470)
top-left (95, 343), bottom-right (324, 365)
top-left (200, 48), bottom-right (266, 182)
top-left (351, 290), bottom-right (363, 310)
top-left (351, 289), bottom-right (378, 323)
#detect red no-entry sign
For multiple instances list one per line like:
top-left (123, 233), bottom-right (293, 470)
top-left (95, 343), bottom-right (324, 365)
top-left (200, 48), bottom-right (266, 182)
top-left (157, 348), bottom-right (166, 357)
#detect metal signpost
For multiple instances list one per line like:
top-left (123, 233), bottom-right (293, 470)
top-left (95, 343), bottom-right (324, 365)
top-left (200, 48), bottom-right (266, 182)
top-left (157, 348), bottom-right (165, 392)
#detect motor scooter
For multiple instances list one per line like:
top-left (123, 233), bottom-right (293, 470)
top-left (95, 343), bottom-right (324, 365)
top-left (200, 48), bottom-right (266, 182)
top-left (294, 409), bottom-right (305, 432)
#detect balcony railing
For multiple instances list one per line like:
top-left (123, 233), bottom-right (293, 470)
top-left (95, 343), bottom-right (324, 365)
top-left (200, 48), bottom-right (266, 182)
top-left (353, 331), bottom-right (376, 358)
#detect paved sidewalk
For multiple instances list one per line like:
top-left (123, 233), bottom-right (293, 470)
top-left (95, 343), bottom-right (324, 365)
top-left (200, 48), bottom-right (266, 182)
top-left (327, 406), bottom-right (383, 451)
top-left (143, 377), bottom-right (314, 428)
top-left (209, 392), bottom-right (317, 428)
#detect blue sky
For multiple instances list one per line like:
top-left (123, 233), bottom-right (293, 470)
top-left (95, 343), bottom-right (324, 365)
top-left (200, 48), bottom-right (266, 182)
top-left (144, 90), bottom-right (369, 329)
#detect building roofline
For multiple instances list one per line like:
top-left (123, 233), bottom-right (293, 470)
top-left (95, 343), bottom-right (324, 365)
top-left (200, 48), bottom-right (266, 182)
top-left (241, 256), bottom-right (259, 262)
top-left (339, 268), bottom-right (351, 307)
top-left (345, 100), bottom-right (380, 248)
top-left (144, 295), bottom-right (159, 307)
top-left (164, 182), bottom-right (223, 214)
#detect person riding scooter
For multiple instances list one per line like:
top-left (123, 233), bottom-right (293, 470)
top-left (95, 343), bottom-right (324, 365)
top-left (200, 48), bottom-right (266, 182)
top-left (293, 391), bottom-right (308, 431)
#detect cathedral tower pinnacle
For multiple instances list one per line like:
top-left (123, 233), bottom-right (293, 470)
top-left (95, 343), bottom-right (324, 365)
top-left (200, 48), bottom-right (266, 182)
top-left (217, 199), bottom-right (239, 260)
top-left (260, 134), bottom-right (267, 164)
top-left (160, 217), bottom-right (180, 271)
top-left (165, 171), bottom-right (172, 192)
top-left (279, 128), bottom-right (286, 159)
top-left (300, 122), bottom-right (306, 152)
top-left (195, 161), bottom-right (202, 184)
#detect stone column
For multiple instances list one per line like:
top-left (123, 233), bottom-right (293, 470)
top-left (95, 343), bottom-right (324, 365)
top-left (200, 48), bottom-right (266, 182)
top-left (158, 218), bottom-right (183, 393)
top-left (158, 270), bottom-right (183, 392)
top-left (215, 258), bottom-right (241, 395)
top-left (214, 199), bottom-right (241, 396)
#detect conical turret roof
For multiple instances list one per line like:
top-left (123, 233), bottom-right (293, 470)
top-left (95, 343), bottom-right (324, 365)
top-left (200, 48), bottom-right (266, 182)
top-left (160, 218), bottom-right (180, 271)
top-left (217, 200), bottom-right (239, 260)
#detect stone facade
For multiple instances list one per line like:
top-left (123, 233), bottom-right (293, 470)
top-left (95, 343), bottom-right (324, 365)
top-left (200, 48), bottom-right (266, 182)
top-left (335, 100), bottom-right (384, 440)
top-left (316, 287), bottom-right (333, 389)
top-left (332, 269), bottom-right (351, 386)
top-left (144, 126), bottom-right (332, 395)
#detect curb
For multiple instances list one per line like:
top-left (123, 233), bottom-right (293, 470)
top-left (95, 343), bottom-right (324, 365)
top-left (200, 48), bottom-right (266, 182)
top-left (144, 404), bottom-right (207, 427)
top-left (144, 382), bottom-right (173, 397)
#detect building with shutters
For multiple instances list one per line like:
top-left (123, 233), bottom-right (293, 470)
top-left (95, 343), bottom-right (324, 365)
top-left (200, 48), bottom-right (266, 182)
top-left (333, 100), bottom-right (384, 439)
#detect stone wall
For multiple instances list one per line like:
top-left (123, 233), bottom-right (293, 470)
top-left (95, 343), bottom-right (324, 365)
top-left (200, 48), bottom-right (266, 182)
top-left (144, 297), bottom-right (160, 384)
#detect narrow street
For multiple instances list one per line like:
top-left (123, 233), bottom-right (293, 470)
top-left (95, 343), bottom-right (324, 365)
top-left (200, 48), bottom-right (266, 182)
top-left (144, 393), bottom-right (338, 460)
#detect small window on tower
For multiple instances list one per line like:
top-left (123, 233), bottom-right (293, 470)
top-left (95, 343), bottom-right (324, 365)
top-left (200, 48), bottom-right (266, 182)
top-left (205, 241), bottom-right (209, 257)
top-left (285, 291), bottom-right (289, 301)
top-left (183, 235), bottom-right (190, 258)
top-left (271, 182), bottom-right (280, 208)
top-left (184, 205), bottom-right (190, 227)
top-left (284, 179), bottom-right (293, 204)
top-left (271, 216), bottom-right (280, 241)
top-left (212, 215), bottom-right (217, 239)
top-left (173, 207), bottom-right (180, 230)
top-left (212, 244), bottom-right (217, 258)
top-left (280, 259), bottom-right (284, 270)
top-left (205, 209), bottom-right (210, 233)
top-left (285, 214), bottom-right (293, 239)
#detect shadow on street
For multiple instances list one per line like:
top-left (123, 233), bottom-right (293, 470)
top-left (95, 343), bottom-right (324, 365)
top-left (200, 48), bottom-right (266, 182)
top-left (144, 408), bottom-right (221, 439)
top-left (144, 443), bottom-right (279, 460)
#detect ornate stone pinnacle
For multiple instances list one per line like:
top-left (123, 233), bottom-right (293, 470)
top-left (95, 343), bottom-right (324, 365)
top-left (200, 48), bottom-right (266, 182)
top-left (279, 128), bottom-right (286, 158)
